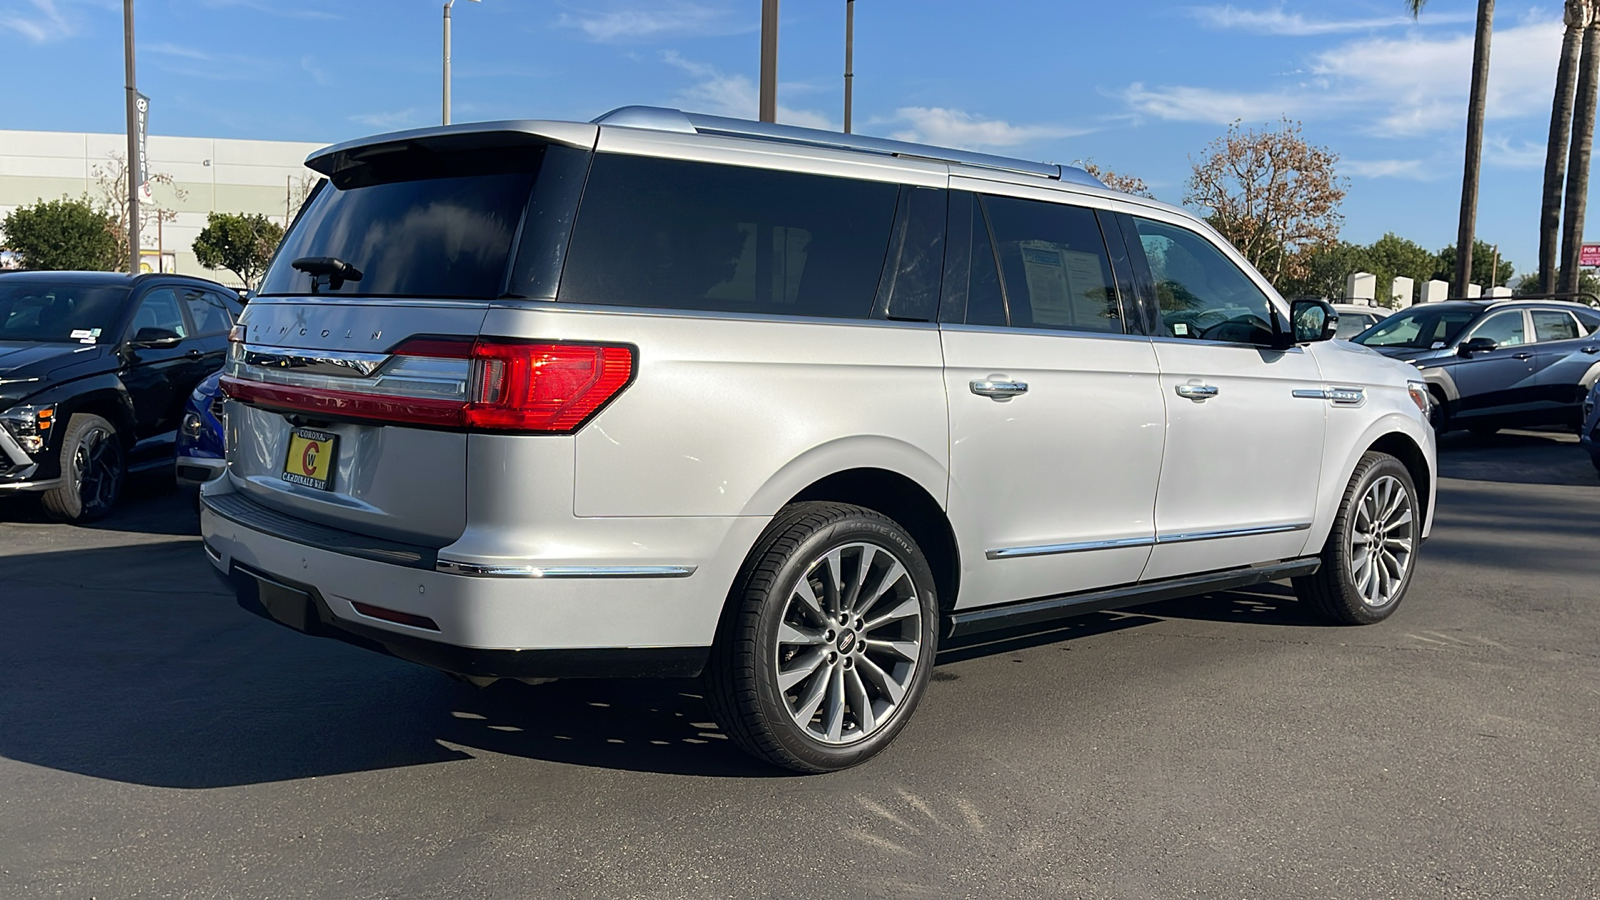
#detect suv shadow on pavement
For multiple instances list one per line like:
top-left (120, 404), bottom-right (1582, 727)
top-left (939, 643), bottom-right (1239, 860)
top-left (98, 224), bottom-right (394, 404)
top-left (1436, 428), bottom-right (1596, 486)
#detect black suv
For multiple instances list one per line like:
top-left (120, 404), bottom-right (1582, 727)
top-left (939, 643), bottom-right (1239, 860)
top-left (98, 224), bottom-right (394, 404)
top-left (0, 272), bottom-right (241, 521)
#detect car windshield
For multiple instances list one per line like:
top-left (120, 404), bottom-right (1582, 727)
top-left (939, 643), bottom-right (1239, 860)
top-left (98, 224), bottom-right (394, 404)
top-left (1355, 306), bottom-right (1479, 349)
top-left (1335, 313), bottom-right (1376, 339)
top-left (0, 282), bottom-right (129, 344)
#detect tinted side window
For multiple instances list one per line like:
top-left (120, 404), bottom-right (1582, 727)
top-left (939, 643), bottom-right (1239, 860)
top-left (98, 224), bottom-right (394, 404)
top-left (183, 289), bottom-right (233, 336)
top-left (1533, 310), bottom-right (1581, 342)
top-left (127, 288), bottom-right (189, 340)
top-left (1132, 217), bottom-right (1276, 345)
top-left (981, 195), bottom-right (1123, 334)
top-left (1575, 308), bottom-right (1600, 335)
top-left (1473, 311), bottom-right (1526, 347)
top-left (560, 155), bottom-right (899, 319)
top-left (876, 187), bottom-right (947, 322)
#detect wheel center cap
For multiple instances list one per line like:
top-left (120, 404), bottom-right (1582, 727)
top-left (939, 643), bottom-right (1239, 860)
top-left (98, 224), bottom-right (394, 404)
top-left (837, 630), bottom-right (858, 653)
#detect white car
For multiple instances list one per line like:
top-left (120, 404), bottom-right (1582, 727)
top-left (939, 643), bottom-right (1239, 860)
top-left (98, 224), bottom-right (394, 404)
top-left (201, 107), bottom-right (1437, 772)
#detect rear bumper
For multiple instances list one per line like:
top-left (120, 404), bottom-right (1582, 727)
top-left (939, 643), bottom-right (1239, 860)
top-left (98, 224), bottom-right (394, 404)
top-left (200, 484), bottom-right (766, 678)
top-left (176, 455), bottom-right (227, 489)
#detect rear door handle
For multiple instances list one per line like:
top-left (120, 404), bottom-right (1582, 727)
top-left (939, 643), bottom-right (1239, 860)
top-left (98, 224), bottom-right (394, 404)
top-left (185, 349), bottom-right (203, 359)
top-left (1582, 345), bottom-right (1599, 354)
top-left (1513, 352), bottom-right (1533, 360)
top-left (970, 380), bottom-right (1028, 399)
top-left (1175, 384), bottom-right (1220, 401)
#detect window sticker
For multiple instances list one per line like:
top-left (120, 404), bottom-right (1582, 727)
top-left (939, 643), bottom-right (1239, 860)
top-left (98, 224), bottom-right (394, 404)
top-left (70, 328), bottom-right (100, 344)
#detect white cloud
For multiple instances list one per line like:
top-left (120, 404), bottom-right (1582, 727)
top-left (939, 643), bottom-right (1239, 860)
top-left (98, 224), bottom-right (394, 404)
top-left (1342, 159), bottom-right (1438, 180)
top-left (146, 42), bottom-right (213, 61)
top-left (196, 0), bottom-right (339, 21)
top-left (885, 107), bottom-right (1090, 150)
top-left (350, 109), bottom-right (423, 130)
top-left (559, 2), bottom-right (750, 43)
top-left (1121, 17), bottom-right (1564, 137)
top-left (0, 0), bottom-right (75, 43)
top-left (661, 51), bottom-right (831, 130)
top-left (1190, 4), bottom-right (1472, 36)
top-left (1484, 136), bottom-right (1549, 170)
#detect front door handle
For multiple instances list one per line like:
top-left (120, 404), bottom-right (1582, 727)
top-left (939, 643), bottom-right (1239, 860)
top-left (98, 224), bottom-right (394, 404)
top-left (1581, 345), bottom-right (1599, 354)
top-left (1175, 384), bottom-right (1220, 401)
top-left (1513, 352), bottom-right (1533, 360)
top-left (185, 349), bottom-right (203, 359)
top-left (970, 380), bottom-right (1028, 399)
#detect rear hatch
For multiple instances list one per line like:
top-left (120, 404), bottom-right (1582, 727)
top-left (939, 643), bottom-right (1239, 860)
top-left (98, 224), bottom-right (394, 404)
top-left (222, 123), bottom-right (596, 546)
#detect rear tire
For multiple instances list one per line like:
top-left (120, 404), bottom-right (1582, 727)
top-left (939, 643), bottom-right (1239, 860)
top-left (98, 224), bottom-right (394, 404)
top-left (40, 413), bottom-right (125, 524)
top-left (1293, 452), bottom-right (1420, 626)
top-left (705, 502), bottom-right (939, 773)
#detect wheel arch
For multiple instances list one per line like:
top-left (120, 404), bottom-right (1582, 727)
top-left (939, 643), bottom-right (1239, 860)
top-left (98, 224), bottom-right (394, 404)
top-left (783, 467), bottom-right (961, 615)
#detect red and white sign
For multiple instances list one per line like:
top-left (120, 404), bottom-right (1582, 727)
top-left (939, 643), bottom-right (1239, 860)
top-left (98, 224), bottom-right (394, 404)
top-left (1581, 243), bottom-right (1600, 267)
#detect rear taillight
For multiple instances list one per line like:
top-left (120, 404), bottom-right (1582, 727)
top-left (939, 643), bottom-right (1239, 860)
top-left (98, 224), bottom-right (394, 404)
top-left (221, 337), bottom-right (635, 434)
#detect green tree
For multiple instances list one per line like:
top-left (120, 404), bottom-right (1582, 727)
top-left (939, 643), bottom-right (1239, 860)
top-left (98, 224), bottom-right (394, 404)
top-left (193, 212), bottom-right (284, 290)
top-left (1515, 268), bottom-right (1600, 298)
top-left (0, 196), bottom-right (118, 271)
top-left (1284, 234), bottom-right (1442, 306)
top-left (1434, 239), bottom-right (1513, 290)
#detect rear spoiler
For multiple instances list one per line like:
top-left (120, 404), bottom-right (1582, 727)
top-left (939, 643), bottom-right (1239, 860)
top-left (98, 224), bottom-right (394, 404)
top-left (305, 120), bottom-right (599, 179)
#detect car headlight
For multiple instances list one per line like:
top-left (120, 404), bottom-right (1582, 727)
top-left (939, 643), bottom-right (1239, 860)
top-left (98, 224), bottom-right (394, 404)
top-left (0, 404), bottom-right (55, 454)
top-left (1407, 381), bottom-right (1432, 414)
top-left (181, 411), bottom-right (204, 439)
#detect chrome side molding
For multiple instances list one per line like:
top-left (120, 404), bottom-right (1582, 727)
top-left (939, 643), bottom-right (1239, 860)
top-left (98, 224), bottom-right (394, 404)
top-left (987, 522), bottom-right (1312, 560)
top-left (436, 561), bottom-right (697, 578)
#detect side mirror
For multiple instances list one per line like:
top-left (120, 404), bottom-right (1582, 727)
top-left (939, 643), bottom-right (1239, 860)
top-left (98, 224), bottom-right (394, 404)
top-left (1458, 336), bottom-right (1497, 357)
top-left (129, 326), bottom-right (183, 349)
top-left (1289, 299), bottom-right (1339, 344)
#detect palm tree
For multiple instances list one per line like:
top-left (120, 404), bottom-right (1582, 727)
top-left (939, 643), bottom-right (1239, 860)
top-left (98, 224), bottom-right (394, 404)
top-left (1539, 1), bottom-right (1589, 293)
top-left (1559, 6), bottom-right (1600, 296)
top-left (1409, 0), bottom-right (1494, 298)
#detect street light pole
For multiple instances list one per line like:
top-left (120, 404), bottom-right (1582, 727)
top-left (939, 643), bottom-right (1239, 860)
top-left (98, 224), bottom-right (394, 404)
top-left (843, 0), bottom-right (854, 133)
top-left (759, 0), bottom-right (778, 122)
top-left (122, 0), bottom-right (140, 274)
top-left (443, 0), bottom-right (479, 125)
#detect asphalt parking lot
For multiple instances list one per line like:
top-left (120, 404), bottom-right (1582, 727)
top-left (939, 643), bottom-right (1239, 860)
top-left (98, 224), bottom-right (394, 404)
top-left (2, 431), bottom-right (1597, 900)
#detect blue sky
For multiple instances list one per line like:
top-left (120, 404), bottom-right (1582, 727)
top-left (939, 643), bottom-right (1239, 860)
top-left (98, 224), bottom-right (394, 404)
top-left (0, 0), bottom-right (1585, 281)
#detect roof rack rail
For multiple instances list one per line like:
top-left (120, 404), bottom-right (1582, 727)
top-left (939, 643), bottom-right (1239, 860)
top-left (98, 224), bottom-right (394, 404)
top-left (591, 106), bottom-right (1103, 187)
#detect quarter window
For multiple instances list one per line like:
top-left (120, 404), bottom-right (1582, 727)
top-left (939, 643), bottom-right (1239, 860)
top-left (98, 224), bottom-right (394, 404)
top-left (1472, 311), bottom-right (1526, 347)
top-left (1131, 217), bottom-right (1277, 345)
top-left (977, 195), bottom-right (1123, 334)
top-left (1532, 310), bottom-right (1581, 342)
top-left (560, 154), bottom-right (900, 320)
top-left (1568, 307), bottom-right (1600, 336)
top-left (183, 289), bottom-right (234, 336)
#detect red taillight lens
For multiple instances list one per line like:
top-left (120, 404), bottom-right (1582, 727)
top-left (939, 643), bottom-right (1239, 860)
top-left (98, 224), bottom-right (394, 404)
top-left (223, 336), bottom-right (635, 434)
top-left (464, 342), bottom-right (634, 432)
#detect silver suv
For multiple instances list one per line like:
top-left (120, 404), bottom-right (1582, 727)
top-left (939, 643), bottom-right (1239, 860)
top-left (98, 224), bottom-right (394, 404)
top-left (203, 107), bottom-right (1437, 772)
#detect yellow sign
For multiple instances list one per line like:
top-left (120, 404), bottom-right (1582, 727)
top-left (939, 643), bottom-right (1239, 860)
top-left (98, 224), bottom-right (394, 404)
top-left (281, 428), bottom-right (337, 491)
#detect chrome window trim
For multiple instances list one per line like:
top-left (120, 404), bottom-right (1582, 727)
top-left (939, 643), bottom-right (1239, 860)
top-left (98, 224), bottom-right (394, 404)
top-left (939, 323), bottom-right (1152, 342)
top-left (435, 561), bottom-right (698, 579)
top-left (490, 301), bottom-right (941, 331)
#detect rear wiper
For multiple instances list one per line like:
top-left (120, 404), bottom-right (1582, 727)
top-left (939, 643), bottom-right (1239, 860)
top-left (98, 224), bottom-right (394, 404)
top-left (291, 257), bottom-right (363, 293)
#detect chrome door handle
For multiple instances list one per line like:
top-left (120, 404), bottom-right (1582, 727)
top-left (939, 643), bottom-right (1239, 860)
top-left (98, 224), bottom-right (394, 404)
top-left (1175, 384), bottom-right (1220, 401)
top-left (1513, 352), bottom-right (1533, 360)
top-left (970, 380), bottom-right (1028, 399)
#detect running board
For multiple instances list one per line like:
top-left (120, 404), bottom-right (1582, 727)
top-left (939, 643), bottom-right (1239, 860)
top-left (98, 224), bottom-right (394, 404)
top-left (946, 558), bottom-right (1322, 638)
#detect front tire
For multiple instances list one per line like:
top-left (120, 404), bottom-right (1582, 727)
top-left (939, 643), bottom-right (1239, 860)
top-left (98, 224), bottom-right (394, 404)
top-left (705, 502), bottom-right (940, 773)
top-left (40, 413), bottom-right (125, 524)
top-left (1293, 452), bottom-right (1420, 625)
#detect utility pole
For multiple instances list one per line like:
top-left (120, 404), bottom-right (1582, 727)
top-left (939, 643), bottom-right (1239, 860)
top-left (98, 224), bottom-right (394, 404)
top-left (443, 0), bottom-right (453, 125)
top-left (122, 0), bottom-right (140, 275)
top-left (759, 0), bottom-right (778, 122)
top-left (843, 0), bottom-right (854, 133)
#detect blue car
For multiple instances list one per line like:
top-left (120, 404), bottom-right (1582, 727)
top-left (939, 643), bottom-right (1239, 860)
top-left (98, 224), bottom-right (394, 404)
top-left (1582, 381), bottom-right (1600, 478)
top-left (1354, 299), bottom-right (1600, 434)
top-left (176, 370), bottom-right (226, 491)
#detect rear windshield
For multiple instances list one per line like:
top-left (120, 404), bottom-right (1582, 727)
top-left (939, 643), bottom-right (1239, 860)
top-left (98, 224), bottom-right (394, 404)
top-left (1355, 306), bottom-right (1480, 349)
top-left (0, 282), bottom-right (128, 343)
top-left (558, 154), bottom-right (900, 319)
top-left (258, 145), bottom-right (548, 299)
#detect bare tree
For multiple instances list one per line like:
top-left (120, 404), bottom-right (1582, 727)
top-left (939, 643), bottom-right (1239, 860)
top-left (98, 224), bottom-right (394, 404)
top-left (286, 172), bottom-right (318, 225)
top-left (1185, 118), bottom-right (1346, 289)
top-left (1539, 0), bottom-right (1589, 292)
top-left (1076, 160), bottom-right (1155, 199)
top-left (91, 151), bottom-right (188, 272)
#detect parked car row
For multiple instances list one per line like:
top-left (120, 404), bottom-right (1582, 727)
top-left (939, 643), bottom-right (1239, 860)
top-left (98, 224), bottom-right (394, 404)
top-left (0, 272), bottom-right (239, 521)
top-left (1352, 299), bottom-right (1600, 435)
top-left (1583, 382), bottom-right (1600, 477)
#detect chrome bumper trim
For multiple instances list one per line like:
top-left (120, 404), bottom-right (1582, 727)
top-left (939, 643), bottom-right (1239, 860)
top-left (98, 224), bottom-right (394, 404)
top-left (0, 476), bottom-right (58, 492)
top-left (434, 561), bottom-right (698, 579)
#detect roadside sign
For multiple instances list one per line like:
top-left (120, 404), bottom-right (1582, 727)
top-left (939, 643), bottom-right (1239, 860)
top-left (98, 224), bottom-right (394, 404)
top-left (1581, 243), bottom-right (1600, 267)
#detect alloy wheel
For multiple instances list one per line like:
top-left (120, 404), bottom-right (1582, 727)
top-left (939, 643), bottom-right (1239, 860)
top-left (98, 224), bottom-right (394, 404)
top-left (74, 426), bottom-right (122, 515)
top-left (772, 541), bottom-right (924, 746)
top-left (1348, 474), bottom-right (1414, 608)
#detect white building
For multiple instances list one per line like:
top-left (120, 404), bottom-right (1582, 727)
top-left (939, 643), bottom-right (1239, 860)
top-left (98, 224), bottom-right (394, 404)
top-left (0, 129), bottom-right (326, 286)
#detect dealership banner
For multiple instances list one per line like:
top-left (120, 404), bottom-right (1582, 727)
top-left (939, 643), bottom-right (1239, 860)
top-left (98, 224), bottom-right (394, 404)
top-left (135, 92), bottom-right (150, 198)
top-left (1580, 243), bottom-right (1600, 268)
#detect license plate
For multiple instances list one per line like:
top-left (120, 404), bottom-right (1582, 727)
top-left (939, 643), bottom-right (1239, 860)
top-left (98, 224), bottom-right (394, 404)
top-left (281, 428), bottom-right (338, 491)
